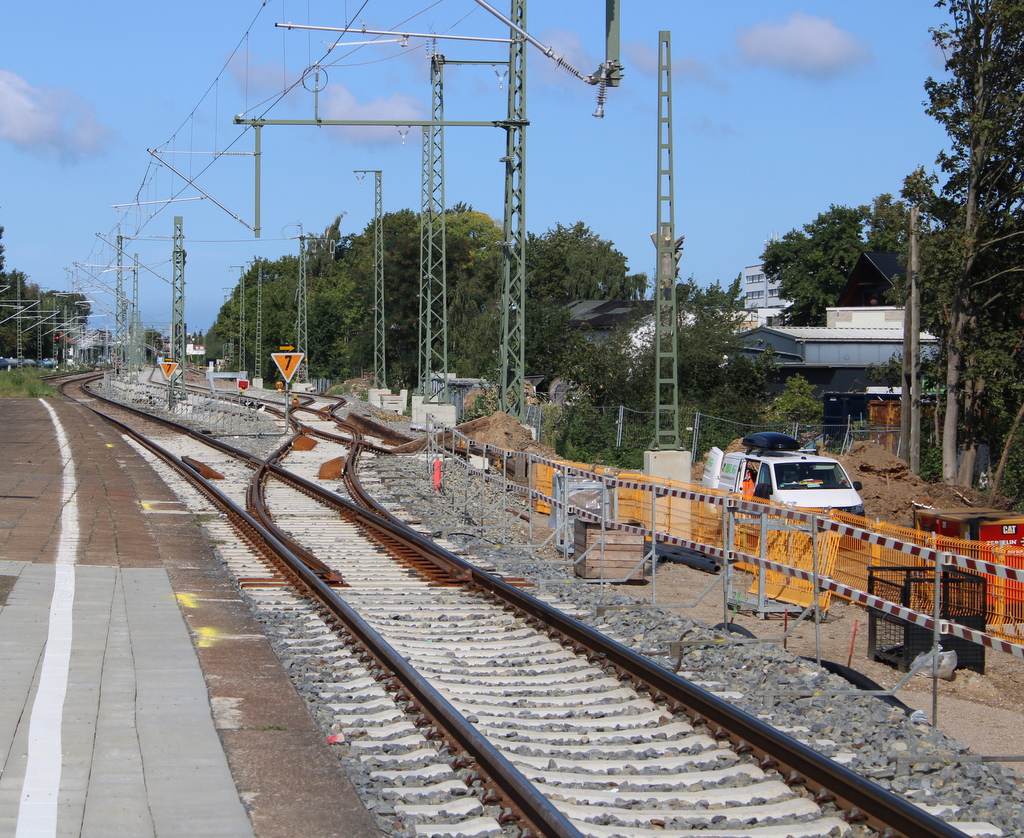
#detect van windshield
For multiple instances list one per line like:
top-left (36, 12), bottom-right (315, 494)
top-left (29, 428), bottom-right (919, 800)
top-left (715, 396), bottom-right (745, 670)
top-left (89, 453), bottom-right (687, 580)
top-left (772, 462), bottom-right (852, 491)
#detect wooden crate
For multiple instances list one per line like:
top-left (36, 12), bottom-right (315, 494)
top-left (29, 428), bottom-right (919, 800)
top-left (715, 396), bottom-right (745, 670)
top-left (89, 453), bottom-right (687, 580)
top-left (573, 520), bottom-right (645, 581)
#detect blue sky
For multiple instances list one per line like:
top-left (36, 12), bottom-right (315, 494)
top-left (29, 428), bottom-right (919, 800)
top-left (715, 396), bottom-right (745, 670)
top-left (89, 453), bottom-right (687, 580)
top-left (1, 1), bottom-right (951, 339)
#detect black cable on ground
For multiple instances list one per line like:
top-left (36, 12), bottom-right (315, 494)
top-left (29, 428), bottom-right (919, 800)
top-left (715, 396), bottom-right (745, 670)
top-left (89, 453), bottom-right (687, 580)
top-left (713, 622), bottom-right (922, 718)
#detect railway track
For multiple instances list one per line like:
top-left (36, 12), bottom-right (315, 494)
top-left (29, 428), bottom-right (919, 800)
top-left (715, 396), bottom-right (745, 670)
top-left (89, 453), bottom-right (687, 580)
top-left (59, 373), bottom-right (973, 838)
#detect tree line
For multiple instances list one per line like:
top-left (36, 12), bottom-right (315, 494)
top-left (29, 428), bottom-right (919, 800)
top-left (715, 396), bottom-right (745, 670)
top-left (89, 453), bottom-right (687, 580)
top-left (0, 228), bottom-right (91, 363)
top-left (210, 0), bottom-right (1024, 499)
top-left (758, 0), bottom-right (1024, 497)
top-left (206, 211), bottom-right (652, 390)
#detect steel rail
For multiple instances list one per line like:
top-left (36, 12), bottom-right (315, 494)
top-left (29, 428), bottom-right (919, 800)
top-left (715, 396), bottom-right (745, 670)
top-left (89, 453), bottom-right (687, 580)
top-left (65, 374), bottom-right (583, 838)
top-left (67, 375), bottom-right (967, 838)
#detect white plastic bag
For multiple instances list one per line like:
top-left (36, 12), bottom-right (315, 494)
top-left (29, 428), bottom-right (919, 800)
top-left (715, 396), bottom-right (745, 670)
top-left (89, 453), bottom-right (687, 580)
top-left (911, 647), bottom-right (958, 681)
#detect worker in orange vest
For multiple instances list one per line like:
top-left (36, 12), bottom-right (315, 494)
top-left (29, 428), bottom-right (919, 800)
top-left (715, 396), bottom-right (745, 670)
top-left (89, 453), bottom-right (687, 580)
top-left (742, 464), bottom-right (757, 500)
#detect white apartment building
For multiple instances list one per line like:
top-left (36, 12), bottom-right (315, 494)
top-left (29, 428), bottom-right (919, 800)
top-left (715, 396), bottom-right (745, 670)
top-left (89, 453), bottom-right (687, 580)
top-left (742, 264), bottom-right (787, 327)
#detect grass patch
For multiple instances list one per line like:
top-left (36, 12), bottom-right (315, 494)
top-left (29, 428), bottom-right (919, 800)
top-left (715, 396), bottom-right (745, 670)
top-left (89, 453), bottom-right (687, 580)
top-left (0, 369), bottom-right (61, 398)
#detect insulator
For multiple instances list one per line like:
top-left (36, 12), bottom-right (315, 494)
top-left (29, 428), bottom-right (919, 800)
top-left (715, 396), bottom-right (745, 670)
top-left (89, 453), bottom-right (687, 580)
top-left (593, 79), bottom-right (608, 119)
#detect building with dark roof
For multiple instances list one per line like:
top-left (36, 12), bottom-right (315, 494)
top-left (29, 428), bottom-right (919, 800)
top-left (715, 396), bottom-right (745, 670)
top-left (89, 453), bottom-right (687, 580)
top-left (739, 251), bottom-right (933, 394)
top-left (566, 300), bottom-right (652, 338)
top-left (836, 251), bottom-right (904, 308)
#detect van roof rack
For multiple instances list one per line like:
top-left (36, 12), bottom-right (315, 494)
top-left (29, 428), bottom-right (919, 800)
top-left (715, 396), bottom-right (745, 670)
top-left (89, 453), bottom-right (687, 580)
top-left (742, 432), bottom-right (800, 453)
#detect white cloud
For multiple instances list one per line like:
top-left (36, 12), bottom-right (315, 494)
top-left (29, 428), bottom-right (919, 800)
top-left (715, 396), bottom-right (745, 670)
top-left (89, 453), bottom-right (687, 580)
top-left (0, 69), bottom-right (114, 162)
top-left (691, 115), bottom-right (738, 138)
top-left (736, 13), bottom-right (870, 78)
top-left (623, 41), bottom-right (725, 91)
top-left (227, 52), bottom-right (290, 98)
top-left (320, 83), bottom-right (426, 145)
top-left (623, 41), bottom-right (658, 79)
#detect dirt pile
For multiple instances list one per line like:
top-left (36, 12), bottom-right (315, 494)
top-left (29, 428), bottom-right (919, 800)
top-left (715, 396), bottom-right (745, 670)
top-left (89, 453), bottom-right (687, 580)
top-left (328, 377), bottom-right (372, 399)
top-left (391, 411), bottom-right (556, 458)
top-left (835, 442), bottom-right (1012, 528)
top-left (459, 411), bottom-right (556, 457)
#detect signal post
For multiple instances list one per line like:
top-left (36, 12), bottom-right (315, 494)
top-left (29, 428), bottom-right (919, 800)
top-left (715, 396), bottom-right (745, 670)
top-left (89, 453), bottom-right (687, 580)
top-left (160, 358), bottom-right (180, 411)
top-left (271, 346), bottom-right (304, 428)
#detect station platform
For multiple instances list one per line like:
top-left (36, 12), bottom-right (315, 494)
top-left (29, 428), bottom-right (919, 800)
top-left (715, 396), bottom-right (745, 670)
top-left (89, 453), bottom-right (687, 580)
top-left (0, 398), bottom-right (379, 838)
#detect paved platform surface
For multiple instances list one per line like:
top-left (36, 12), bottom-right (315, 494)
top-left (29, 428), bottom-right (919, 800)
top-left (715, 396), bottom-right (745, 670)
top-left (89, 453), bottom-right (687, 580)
top-left (0, 397), bottom-right (380, 838)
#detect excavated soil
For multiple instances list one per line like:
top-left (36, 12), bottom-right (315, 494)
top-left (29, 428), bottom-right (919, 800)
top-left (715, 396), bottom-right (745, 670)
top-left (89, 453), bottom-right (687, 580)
top-left (834, 442), bottom-right (1014, 529)
top-left (445, 410), bottom-right (557, 458)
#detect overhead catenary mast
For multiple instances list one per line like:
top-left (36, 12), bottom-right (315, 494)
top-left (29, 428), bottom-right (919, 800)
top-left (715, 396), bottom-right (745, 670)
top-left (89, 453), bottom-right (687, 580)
top-left (653, 32), bottom-right (682, 451)
top-left (233, 2), bottom-right (621, 415)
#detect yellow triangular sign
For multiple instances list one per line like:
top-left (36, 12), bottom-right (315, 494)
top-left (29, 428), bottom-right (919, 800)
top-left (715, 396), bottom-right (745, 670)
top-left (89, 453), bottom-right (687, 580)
top-left (272, 352), bottom-right (304, 382)
top-left (160, 360), bottom-right (179, 379)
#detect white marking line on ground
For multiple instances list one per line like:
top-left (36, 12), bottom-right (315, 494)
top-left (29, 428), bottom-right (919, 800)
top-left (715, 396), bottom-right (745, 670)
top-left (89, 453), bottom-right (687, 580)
top-left (16, 401), bottom-right (79, 838)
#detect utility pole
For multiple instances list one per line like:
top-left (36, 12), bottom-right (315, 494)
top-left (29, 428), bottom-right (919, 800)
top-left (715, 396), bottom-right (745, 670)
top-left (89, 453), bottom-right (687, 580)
top-left (15, 274), bottom-right (23, 367)
top-left (653, 31), bottom-right (681, 450)
top-left (296, 234), bottom-right (308, 384)
top-left (903, 207), bottom-right (921, 473)
top-left (239, 266), bottom-right (246, 375)
top-left (255, 262), bottom-right (263, 381)
top-left (115, 233), bottom-right (128, 375)
top-left (170, 216), bottom-right (187, 405)
top-left (497, 0), bottom-right (528, 420)
top-left (132, 255), bottom-right (142, 372)
top-left (356, 170), bottom-right (386, 388)
top-left (419, 53), bottom-right (449, 402)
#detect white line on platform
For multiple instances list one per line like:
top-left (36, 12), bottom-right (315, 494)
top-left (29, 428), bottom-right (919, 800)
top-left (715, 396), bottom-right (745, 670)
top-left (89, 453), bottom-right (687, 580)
top-left (16, 401), bottom-right (79, 838)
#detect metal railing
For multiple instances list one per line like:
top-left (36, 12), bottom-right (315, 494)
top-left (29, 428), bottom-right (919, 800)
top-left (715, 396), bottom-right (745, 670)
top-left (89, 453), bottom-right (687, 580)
top-left (101, 372), bottom-right (281, 436)
top-left (424, 422), bottom-right (1024, 668)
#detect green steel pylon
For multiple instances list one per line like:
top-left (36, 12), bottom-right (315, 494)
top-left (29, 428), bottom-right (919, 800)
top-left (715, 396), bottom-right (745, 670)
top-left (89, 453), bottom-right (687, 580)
top-left (497, 0), bottom-right (527, 421)
top-left (357, 169), bottom-right (386, 388)
top-left (170, 216), bottom-right (187, 404)
top-left (115, 233), bottom-right (128, 375)
top-left (296, 234), bottom-right (308, 383)
top-left (255, 262), bottom-right (263, 380)
top-left (419, 52), bottom-right (449, 401)
top-left (653, 32), bottom-right (681, 450)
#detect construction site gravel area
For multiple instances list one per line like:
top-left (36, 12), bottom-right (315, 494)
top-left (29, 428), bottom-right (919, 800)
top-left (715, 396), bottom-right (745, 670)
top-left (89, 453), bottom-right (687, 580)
top-left (390, 407), bottom-right (1024, 782)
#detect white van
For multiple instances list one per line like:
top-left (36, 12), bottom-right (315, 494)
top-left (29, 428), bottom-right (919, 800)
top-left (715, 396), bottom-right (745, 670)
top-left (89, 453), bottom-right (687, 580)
top-left (702, 432), bottom-right (865, 516)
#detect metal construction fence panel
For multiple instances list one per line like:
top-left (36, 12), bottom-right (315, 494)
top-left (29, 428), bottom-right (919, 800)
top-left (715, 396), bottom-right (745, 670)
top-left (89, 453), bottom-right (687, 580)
top-left (102, 372), bottom-right (281, 436)
top-left (546, 403), bottom-right (904, 461)
top-left (430, 421), bottom-right (1024, 661)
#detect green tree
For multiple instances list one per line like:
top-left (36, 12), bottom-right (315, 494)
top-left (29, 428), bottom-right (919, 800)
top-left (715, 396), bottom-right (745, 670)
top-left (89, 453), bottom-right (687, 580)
top-left (762, 197), bottom-right (909, 326)
top-left (561, 277), bottom-right (774, 418)
top-left (526, 221), bottom-right (647, 302)
top-left (912, 0), bottom-right (1024, 486)
top-left (674, 277), bottom-right (775, 422)
top-left (769, 374), bottom-right (821, 425)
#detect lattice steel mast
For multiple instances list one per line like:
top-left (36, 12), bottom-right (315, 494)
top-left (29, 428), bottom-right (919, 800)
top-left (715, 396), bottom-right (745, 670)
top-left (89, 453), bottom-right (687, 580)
top-left (115, 233), bottom-right (128, 375)
top-left (357, 170), bottom-right (387, 388)
top-left (653, 32), bottom-right (682, 450)
top-left (255, 262), bottom-right (263, 380)
top-left (419, 53), bottom-right (449, 401)
top-left (296, 234), bottom-right (308, 383)
top-left (170, 216), bottom-right (187, 404)
top-left (239, 267), bottom-right (246, 374)
top-left (497, 0), bottom-right (527, 420)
